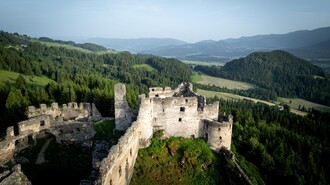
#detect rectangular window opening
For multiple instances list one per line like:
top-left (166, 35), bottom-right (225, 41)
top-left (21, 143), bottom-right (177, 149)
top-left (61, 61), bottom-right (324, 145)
top-left (40, 120), bottom-right (45, 127)
top-left (180, 107), bottom-right (185, 112)
top-left (179, 118), bottom-right (182, 122)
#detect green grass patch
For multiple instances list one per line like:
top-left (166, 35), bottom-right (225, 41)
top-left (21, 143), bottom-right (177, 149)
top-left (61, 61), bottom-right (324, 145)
top-left (196, 74), bottom-right (256, 90)
top-left (131, 137), bottom-right (228, 185)
top-left (197, 89), bottom-right (308, 116)
top-left (181, 60), bottom-right (225, 66)
top-left (197, 89), bottom-right (274, 106)
top-left (93, 120), bottom-right (124, 143)
top-left (31, 39), bottom-right (93, 53)
top-left (277, 97), bottom-right (330, 112)
top-left (191, 73), bottom-right (203, 83)
top-left (132, 64), bottom-right (157, 72)
top-left (0, 70), bottom-right (55, 86)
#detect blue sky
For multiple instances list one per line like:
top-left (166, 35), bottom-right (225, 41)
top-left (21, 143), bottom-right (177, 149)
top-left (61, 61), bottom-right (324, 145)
top-left (0, 0), bottom-right (329, 42)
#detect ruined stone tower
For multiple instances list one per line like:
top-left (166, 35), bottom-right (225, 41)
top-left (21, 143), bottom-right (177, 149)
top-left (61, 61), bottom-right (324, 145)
top-left (114, 83), bottom-right (137, 131)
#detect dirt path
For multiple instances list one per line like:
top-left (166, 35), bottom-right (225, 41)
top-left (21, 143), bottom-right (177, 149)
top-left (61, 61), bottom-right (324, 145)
top-left (35, 137), bottom-right (53, 164)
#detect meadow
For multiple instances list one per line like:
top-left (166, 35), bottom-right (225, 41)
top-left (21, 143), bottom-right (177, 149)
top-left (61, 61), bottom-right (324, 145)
top-left (0, 70), bottom-right (54, 86)
top-left (31, 39), bottom-right (113, 55)
top-left (132, 64), bottom-right (157, 71)
top-left (192, 73), bottom-right (256, 90)
top-left (196, 89), bottom-right (308, 116)
top-left (181, 60), bottom-right (225, 66)
top-left (277, 97), bottom-right (330, 112)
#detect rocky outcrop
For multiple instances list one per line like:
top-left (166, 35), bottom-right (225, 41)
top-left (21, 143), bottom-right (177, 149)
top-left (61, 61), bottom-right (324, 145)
top-left (0, 164), bottom-right (32, 185)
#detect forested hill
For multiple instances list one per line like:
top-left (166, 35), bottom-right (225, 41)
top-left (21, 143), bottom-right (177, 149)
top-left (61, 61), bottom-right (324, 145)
top-left (195, 50), bottom-right (330, 105)
top-left (38, 37), bottom-right (108, 52)
top-left (0, 31), bottom-right (191, 133)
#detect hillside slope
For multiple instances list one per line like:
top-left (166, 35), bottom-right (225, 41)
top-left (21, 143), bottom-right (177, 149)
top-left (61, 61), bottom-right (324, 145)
top-left (0, 31), bottom-right (192, 132)
top-left (195, 50), bottom-right (330, 105)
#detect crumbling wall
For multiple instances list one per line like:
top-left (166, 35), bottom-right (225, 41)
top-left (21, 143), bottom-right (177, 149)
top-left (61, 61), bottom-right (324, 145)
top-left (202, 101), bottom-right (220, 120)
top-left (97, 121), bottom-right (140, 185)
top-left (0, 127), bottom-right (15, 165)
top-left (18, 115), bottom-right (52, 135)
top-left (50, 121), bottom-right (95, 144)
top-left (114, 83), bottom-right (137, 131)
top-left (0, 119), bottom-right (96, 165)
top-left (28, 102), bottom-right (60, 118)
top-left (27, 102), bottom-right (100, 121)
top-left (92, 103), bottom-right (102, 121)
top-left (148, 86), bottom-right (174, 98)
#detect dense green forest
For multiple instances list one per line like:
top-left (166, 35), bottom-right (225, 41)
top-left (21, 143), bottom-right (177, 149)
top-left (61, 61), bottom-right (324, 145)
top-left (1, 31), bottom-right (330, 185)
top-left (206, 96), bottom-right (330, 185)
top-left (194, 50), bottom-right (330, 105)
top-left (0, 31), bottom-right (191, 133)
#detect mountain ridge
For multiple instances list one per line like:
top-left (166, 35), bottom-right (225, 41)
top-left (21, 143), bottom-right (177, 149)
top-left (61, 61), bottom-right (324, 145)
top-left (85, 37), bottom-right (187, 53)
top-left (139, 26), bottom-right (330, 64)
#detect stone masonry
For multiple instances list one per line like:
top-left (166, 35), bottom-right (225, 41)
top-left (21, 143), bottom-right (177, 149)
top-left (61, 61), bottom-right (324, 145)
top-left (0, 102), bottom-right (100, 166)
top-left (95, 83), bottom-right (233, 185)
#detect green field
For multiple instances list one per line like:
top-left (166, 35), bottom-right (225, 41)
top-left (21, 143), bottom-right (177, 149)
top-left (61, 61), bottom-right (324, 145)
top-left (31, 40), bottom-right (113, 55)
top-left (191, 73), bottom-right (203, 82)
top-left (132, 64), bottom-right (157, 71)
top-left (278, 97), bottom-right (330, 112)
top-left (197, 89), bottom-right (275, 106)
top-left (30, 39), bottom-right (92, 53)
top-left (181, 60), bottom-right (225, 66)
top-left (0, 70), bottom-right (54, 86)
top-left (197, 89), bottom-right (307, 116)
top-left (193, 73), bottom-right (256, 90)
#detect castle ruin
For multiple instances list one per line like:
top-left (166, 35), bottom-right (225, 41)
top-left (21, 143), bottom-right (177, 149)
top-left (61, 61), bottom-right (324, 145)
top-left (0, 102), bottom-right (101, 165)
top-left (95, 82), bottom-right (233, 185)
top-left (0, 83), bottom-right (233, 185)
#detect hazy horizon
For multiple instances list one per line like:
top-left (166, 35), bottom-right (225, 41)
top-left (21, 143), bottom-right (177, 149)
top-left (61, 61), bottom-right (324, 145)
top-left (1, 0), bottom-right (330, 43)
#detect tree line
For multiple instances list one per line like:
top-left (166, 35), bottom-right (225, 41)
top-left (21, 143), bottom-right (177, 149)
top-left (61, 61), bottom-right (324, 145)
top-left (0, 31), bottom-right (192, 134)
top-left (207, 96), bottom-right (330, 185)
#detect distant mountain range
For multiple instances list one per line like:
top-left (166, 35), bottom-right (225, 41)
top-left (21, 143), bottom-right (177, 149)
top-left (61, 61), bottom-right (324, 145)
top-left (139, 27), bottom-right (330, 63)
top-left (85, 38), bottom-right (187, 53)
top-left (85, 27), bottom-right (330, 71)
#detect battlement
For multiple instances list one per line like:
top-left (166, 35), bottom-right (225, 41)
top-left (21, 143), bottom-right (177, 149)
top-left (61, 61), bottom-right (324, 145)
top-left (148, 82), bottom-right (196, 98)
top-left (27, 102), bottom-right (101, 121)
top-left (0, 102), bottom-right (101, 165)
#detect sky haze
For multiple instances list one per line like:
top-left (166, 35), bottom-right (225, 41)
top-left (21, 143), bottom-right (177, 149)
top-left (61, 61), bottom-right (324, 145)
top-left (0, 0), bottom-right (329, 42)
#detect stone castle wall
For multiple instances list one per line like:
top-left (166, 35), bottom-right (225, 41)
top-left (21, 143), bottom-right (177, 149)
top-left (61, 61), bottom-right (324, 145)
top-left (0, 102), bottom-right (98, 165)
top-left (96, 121), bottom-right (140, 185)
top-left (96, 83), bottom-right (233, 185)
top-left (28, 102), bottom-right (102, 121)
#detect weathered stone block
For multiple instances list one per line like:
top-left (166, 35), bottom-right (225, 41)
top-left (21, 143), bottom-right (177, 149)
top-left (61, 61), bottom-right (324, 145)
top-left (51, 102), bottom-right (59, 109)
top-left (40, 104), bottom-right (47, 110)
